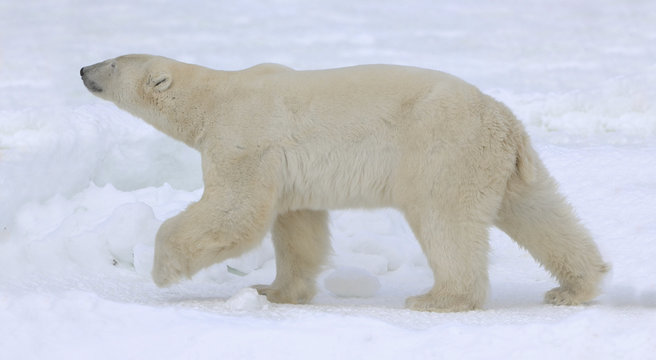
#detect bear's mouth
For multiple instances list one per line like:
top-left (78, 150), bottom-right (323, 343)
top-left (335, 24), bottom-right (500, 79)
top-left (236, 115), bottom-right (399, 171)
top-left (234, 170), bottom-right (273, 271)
top-left (82, 78), bottom-right (103, 93)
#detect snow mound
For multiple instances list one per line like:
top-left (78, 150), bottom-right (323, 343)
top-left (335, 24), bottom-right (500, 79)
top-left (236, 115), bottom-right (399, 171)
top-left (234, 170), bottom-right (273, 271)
top-left (225, 288), bottom-right (270, 311)
top-left (324, 267), bottom-right (381, 298)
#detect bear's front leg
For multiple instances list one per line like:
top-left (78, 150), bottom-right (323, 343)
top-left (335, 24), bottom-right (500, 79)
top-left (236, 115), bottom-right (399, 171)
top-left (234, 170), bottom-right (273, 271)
top-left (152, 155), bottom-right (279, 287)
top-left (254, 210), bottom-right (331, 304)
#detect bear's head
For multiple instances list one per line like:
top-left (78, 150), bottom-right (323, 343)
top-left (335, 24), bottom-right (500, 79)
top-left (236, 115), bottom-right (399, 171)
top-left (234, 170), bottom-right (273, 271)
top-left (81, 54), bottom-right (203, 145)
top-left (81, 54), bottom-right (173, 107)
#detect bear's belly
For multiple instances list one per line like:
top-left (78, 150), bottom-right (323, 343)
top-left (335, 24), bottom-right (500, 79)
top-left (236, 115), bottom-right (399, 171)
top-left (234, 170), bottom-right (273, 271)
top-left (277, 145), bottom-right (398, 211)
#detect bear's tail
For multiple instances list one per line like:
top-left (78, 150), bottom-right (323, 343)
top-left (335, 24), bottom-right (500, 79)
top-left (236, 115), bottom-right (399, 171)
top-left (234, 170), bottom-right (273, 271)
top-left (513, 125), bottom-right (537, 184)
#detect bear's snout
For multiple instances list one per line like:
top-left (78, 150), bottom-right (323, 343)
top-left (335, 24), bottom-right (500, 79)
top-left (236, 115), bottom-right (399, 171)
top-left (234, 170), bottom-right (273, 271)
top-left (80, 64), bottom-right (104, 93)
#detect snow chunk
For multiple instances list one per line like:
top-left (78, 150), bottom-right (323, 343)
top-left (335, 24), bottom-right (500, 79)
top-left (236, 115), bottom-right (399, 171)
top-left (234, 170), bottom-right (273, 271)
top-left (324, 267), bottom-right (381, 298)
top-left (102, 202), bottom-right (160, 266)
top-left (133, 242), bottom-right (155, 276)
top-left (225, 288), bottom-right (270, 311)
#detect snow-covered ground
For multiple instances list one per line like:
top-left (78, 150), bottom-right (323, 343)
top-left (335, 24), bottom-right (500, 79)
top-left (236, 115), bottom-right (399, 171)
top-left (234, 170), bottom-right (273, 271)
top-left (1, 0), bottom-right (655, 358)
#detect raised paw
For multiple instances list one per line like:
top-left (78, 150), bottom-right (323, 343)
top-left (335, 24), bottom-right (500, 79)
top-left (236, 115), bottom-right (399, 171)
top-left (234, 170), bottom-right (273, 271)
top-left (405, 292), bottom-right (482, 313)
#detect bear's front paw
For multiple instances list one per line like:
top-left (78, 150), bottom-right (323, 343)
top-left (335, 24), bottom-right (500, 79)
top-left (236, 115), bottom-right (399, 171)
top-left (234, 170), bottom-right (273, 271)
top-left (151, 246), bottom-right (187, 288)
top-left (405, 292), bottom-right (481, 313)
top-left (152, 261), bottom-right (183, 288)
top-left (253, 284), bottom-right (315, 304)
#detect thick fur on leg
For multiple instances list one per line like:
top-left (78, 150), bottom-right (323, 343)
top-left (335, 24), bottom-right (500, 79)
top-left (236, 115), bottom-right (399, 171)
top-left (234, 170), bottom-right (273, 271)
top-left (403, 213), bottom-right (491, 312)
top-left (495, 145), bottom-right (609, 305)
top-left (254, 210), bottom-right (331, 304)
top-left (152, 197), bottom-right (275, 287)
top-left (152, 154), bottom-right (280, 288)
top-left (399, 176), bottom-right (503, 312)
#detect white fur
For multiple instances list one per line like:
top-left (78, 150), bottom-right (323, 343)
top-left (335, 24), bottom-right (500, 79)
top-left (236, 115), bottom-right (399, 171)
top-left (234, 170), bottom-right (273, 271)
top-left (81, 55), bottom-right (609, 312)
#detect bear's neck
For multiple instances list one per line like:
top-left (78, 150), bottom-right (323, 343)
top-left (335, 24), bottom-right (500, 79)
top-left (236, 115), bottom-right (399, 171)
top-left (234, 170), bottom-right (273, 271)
top-left (131, 69), bottom-right (234, 150)
top-left (130, 94), bottom-right (212, 150)
top-left (148, 110), bottom-right (206, 150)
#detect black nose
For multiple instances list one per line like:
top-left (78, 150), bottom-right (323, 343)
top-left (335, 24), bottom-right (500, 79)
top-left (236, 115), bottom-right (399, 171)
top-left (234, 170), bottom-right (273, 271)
top-left (80, 67), bottom-right (85, 76)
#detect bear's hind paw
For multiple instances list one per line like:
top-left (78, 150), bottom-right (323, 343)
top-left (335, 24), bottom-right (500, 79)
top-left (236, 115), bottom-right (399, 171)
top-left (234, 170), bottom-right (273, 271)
top-left (405, 293), bottom-right (482, 313)
top-left (252, 284), bottom-right (314, 305)
top-left (544, 287), bottom-right (589, 306)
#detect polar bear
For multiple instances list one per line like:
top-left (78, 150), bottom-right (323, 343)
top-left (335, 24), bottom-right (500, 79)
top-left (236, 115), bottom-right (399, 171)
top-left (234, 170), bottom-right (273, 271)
top-left (81, 55), bottom-right (608, 312)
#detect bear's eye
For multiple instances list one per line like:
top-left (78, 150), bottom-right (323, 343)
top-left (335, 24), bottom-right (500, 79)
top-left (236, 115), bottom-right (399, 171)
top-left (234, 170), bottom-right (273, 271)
top-left (150, 74), bottom-right (172, 91)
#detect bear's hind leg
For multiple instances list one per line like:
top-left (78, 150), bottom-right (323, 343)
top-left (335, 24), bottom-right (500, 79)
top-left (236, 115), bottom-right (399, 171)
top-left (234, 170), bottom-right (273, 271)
top-left (403, 209), bottom-right (491, 312)
top-left (494, 165), bottom-right (609, 306)
top-left (254, 210), bottom-right (330, 304)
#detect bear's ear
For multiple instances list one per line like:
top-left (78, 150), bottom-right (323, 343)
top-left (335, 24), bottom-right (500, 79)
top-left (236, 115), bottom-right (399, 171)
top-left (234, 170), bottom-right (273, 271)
top-left (149, 73), bottom-right (172, 92)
